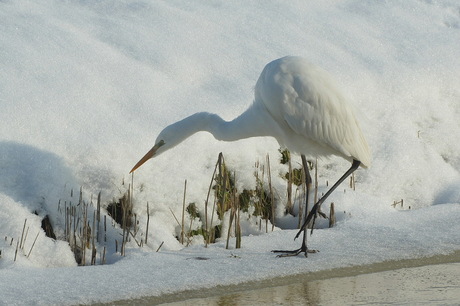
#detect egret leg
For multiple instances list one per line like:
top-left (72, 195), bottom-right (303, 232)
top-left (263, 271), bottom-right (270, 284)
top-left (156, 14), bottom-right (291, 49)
top-left (273, 155), bottom-right (317, 257)
top-left (294, 159), bottom-right (361, 240)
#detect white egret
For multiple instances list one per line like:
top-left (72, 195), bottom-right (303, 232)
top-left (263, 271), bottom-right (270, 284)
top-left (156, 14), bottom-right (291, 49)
top-left (130, 56), bottom-right (371, 257)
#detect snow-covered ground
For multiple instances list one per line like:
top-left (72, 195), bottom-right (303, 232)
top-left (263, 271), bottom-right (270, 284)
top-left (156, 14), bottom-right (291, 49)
top-left (1, 0), bottom-right (459, 305)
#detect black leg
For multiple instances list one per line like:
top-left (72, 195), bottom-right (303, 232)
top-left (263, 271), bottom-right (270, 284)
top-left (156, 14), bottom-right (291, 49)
top-left (294, 159), bottom-right (361, 240)
top-left (273, 155), bottom-right (317, 257)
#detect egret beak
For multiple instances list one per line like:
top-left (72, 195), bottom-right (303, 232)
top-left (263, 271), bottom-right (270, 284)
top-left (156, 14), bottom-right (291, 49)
top-left (130, 140), bottom-right (165, 173)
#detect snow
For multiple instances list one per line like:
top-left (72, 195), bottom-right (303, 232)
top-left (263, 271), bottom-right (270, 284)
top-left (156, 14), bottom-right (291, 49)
top-left (1, 0), bottom-right (459, 304)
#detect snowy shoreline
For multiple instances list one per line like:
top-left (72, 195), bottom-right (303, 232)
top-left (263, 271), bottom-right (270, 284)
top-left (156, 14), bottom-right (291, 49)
top-left (104, 250), bottom-right (460, 305)
top-left (1, 202), bottom-right (459, 305)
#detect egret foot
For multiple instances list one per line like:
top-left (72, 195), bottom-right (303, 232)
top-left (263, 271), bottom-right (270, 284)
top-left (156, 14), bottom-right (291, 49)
top-left (272, 247), bottom-right (318, 258)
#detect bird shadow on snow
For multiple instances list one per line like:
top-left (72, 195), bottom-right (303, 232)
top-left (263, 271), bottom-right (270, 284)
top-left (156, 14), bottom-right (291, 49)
top-left (0, 141), bottom-right (76, 214)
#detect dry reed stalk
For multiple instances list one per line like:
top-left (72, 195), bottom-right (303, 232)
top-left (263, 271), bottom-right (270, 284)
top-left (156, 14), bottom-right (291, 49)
top-left (169, 208), bottom-right (181, 226)
top-left (27, 232), bottom-right (40, 258)
top-left (293, 187), bottom-right (300, 222)
top-left (91, 246), bottom-right (96, 265)
top-left (286, 153), bottom-right (293, 214)
top-left (131, 173), bottom-right (134, 206)
top-left (226, 178), bottom-right (241, 249)
top-left (225, 207), bottom-right (233, 249)
top-left (121, 205), bottom-right (125, 256)
top-left (81, 203), bottom-right (88, 266)
top-left (156, 241), bottom-right (164, 252)
top-left (145, 202), bottom-right (150, 245)
top-left (225, 179), bottom-right (237, 250)
top-left (121, 191), bottom-right (128, 256)
top-left (235, 186), bottom-right (241, 249)
top-left (204, 153), bottom-right (221, 247)
top-left (19, 219), bottom-right (27, 250)
top-left (186, 217), bottom-right (193, 247)
top-left (65, 203), bottom-right (68, 241)
top-left (73, 205), bottom-right (77, 255)
top-left (221, 167), bottom-right (229, 218)
top-left (208, 195), bottom-right (218, 245)
top-left (129, 230), bottom-right (142, 247)
top-left (102, 246), bottom-right (106, 265)
top-left (261, 162), bottom-right (269, 232)
top-left (314, 159), bottom-right (318, 204)
top-left (391, 199), bottom-right (404, 208)
top-left (133, 213), bottom-right (138, 237)
top-left (252, 160), bottom-right (264, 231)
top-left (230, 172), bottom-right (242, 248)
top-left (96, 192), bottom-right (101, 243)
top-left (350, 172), bottom-right (355, 190)
top-left (266, 154), bottom-right (275, 231)
top-left (104, 215), bottom-right (107, 243)
top-left (329, 202), bottom-right (336, 228)
top-left (217, 153), bottom-right (224, 202)
top-left (122, 187), bottom-right (134, 254)
top-left (181, 180), bottom-right (187, 245)
top-left (14, 240), bottom-right (19, 262)
top-left (257, 161), bottom-right (264, 222)
top-left (23, 227), bottom-right (30, 250)
top-left (217, 153), bottom-right (229, 220)
top-left (91, 210), bottom-right (96, 265)
top-left (298, 164), bottom-right (306, 229)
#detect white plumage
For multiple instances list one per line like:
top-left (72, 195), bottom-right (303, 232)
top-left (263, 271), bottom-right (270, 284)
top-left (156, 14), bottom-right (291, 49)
top-left (131, 56), bottom-right (371, 257)
top-left (254, 56), bottom-right (370, 168)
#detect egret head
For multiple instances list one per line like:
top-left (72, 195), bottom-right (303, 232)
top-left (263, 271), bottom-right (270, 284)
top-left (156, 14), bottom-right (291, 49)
top-left (129, 122), bottom-right (188, 173)
top-left (130, 112), bottom-right (216, 173)
top-left (129, 139), bottom-right (165, 173)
